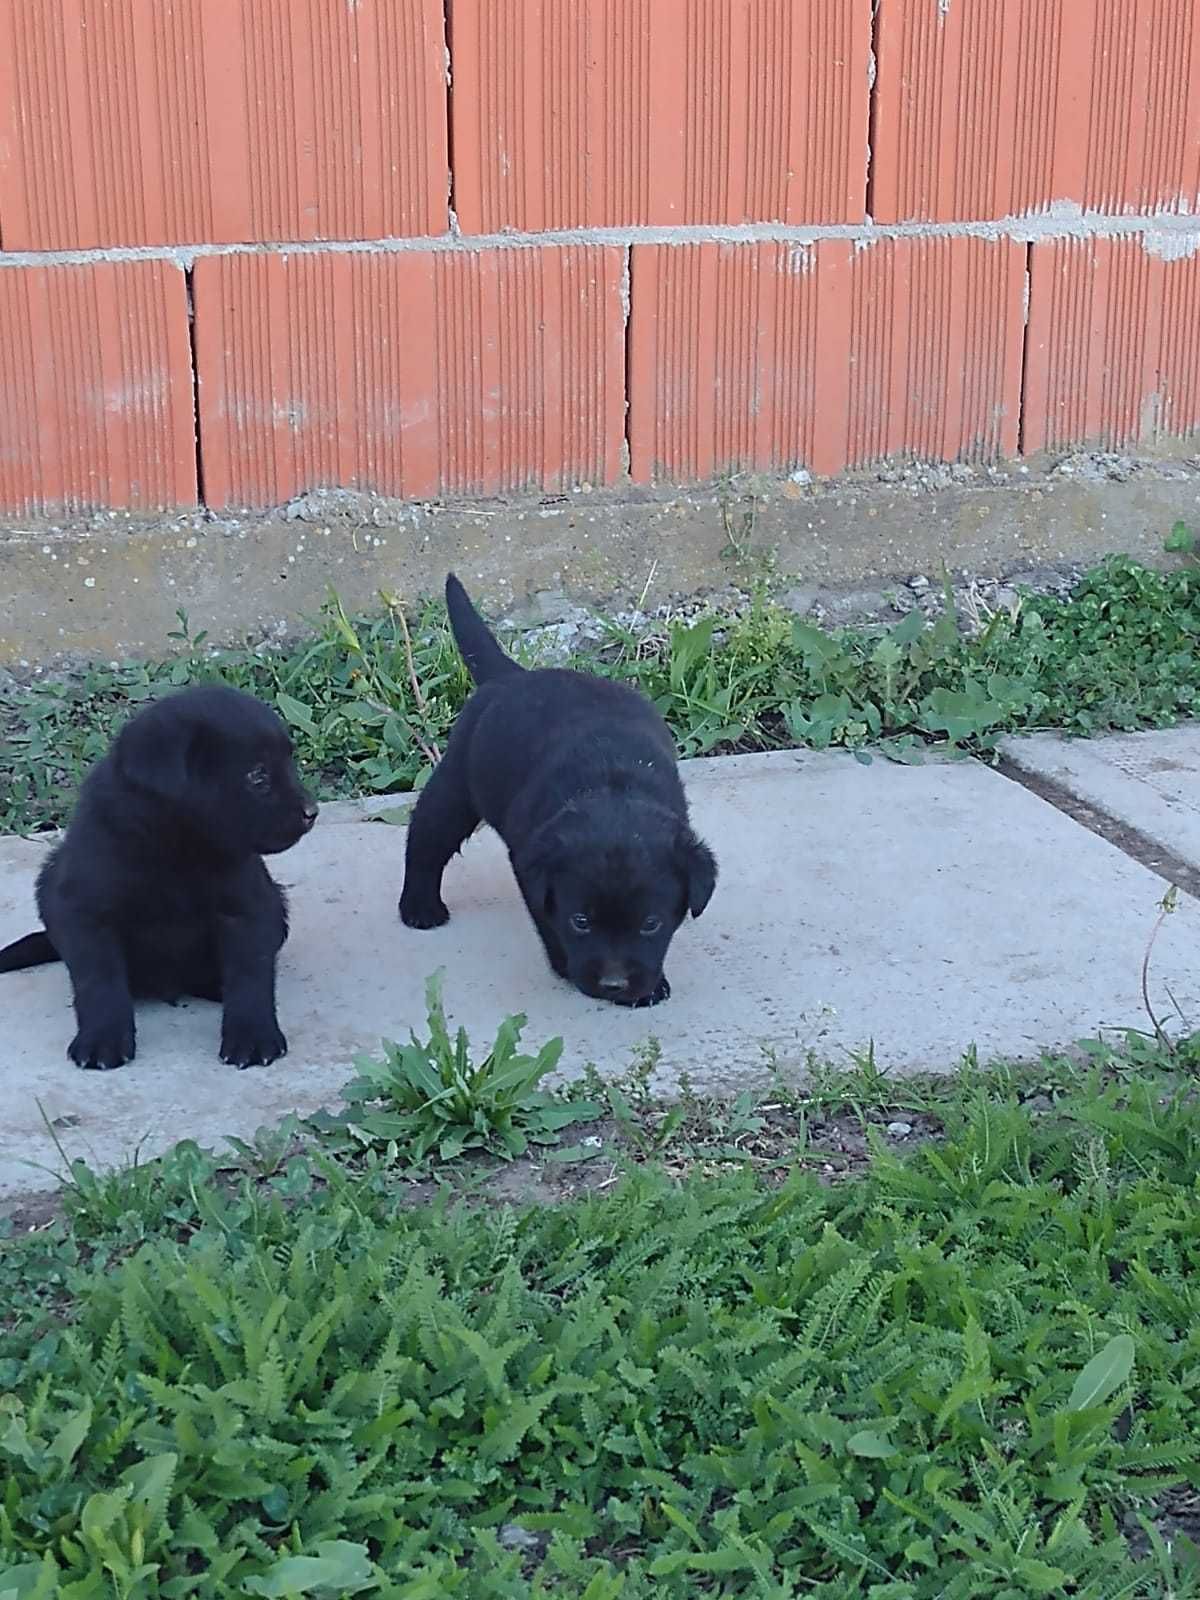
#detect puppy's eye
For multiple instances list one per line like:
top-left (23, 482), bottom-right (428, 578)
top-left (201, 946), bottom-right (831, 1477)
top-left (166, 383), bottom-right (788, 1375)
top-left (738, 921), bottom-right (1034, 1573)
top-left (246, 765), bottom-right (271, 792)
top-left (569, 912), bottom-right (592, 935)
top-left (640, 914), bottom-right (663, 936)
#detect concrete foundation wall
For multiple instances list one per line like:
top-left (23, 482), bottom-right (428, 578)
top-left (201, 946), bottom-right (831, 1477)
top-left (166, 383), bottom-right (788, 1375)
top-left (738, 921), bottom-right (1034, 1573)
top-left (2, 0), bottom-right (1200, 523)
top-left (3, 454), bottom-right (1199, 665)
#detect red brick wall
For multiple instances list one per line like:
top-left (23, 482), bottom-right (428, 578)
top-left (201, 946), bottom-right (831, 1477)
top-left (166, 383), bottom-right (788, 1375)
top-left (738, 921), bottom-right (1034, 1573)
top-left (1, 0), bottom-right (1199, 514)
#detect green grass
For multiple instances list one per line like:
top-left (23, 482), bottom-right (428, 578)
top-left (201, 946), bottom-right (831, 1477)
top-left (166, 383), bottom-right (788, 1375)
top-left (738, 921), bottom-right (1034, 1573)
top-left (4, 1040), bottom-right (1200, 1597)
top-left (5, 552), bottom-right (1200, 834)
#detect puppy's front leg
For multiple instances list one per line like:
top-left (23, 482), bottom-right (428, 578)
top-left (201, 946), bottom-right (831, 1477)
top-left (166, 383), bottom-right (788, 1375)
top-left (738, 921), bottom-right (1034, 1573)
top-left (216, 909), bottom-right (287, 1068)
top-left (53, 922), bottom-right (137, 1069)
top-left (626, 974), bottom-right (671, 1008)
top-left (399, 746), bottom-right (480, 929)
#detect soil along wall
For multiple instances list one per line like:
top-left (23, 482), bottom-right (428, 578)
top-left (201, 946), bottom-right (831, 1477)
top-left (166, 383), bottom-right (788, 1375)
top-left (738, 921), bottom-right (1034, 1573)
top-left (1, 2), bottom-right (1199, 610)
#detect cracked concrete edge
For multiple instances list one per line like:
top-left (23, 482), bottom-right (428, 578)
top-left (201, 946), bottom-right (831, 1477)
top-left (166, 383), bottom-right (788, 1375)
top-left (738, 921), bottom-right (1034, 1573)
top-left (284, 750), bottom-right (829, 830)
top-left (3, 454), bottom-right (1200, 665)
top-left (0, 753), bottom-right (830, 853)
top-left (15, 736), bottom-right (1200, 909)
top-left (999, 732), bottom-right (1200, 895)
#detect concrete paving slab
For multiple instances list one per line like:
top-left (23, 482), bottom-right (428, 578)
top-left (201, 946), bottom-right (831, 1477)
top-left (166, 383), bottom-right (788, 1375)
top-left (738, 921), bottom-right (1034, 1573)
top-left (1001, 727), bottom-right (1200, 874)
top-left (2, 749), bottom-right (1198, 1196)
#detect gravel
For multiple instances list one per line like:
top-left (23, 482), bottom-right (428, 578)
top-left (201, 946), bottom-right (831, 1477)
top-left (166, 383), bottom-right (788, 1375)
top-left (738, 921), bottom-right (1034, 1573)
top-left (482, 558), bottom-right (1094, 666)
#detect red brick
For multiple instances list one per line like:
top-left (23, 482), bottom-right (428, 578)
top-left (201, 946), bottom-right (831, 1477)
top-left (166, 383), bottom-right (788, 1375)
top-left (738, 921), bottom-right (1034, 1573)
top-left (627, 237), bottom-right (1024, 483)
top-left (871, 0), bottom-right (1200, 223)
top-left (193, 247), bottom-right (626, 509)
top-left (450, 0), bottom-right (870, 233)
top-left (0, 260), bottom-right (196, 512)
top-left (1023, 236), bottom-right (1200, 453)
top-left (0, 0), bottom-right (448, 249)
top-left (1160, 251), bottom-right (1200, 440)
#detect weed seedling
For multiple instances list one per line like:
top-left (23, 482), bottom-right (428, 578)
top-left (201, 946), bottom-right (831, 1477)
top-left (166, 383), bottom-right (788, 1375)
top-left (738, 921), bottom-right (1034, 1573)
top-left (323, 972), bottom-right (602, 1166)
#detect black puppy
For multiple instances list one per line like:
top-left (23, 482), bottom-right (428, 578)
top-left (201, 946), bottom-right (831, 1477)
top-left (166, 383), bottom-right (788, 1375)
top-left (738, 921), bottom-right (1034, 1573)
top-left (399, 575), bottom-right (717, 1006)
top-left (0, 685), bottom-right (317, 1069)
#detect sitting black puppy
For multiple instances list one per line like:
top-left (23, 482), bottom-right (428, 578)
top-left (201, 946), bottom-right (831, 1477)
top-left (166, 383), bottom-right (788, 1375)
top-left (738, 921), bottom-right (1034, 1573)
top-left (399, 574), bottom-right (717, 1006)
top-left (0, 685), bottom-right (317, 1069)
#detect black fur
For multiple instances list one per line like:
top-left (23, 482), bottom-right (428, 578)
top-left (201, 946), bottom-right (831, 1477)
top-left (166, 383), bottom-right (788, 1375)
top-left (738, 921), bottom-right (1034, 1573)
top-left (399, 574), bottom-right (717, 1007)
top-left (0, 931), bottom-right (57, 972)
top-left (0, 685), bottom-right (317, 1069)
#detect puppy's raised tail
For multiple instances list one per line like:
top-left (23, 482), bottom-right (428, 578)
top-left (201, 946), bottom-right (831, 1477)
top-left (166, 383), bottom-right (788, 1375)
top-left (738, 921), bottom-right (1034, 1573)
top-left (0, 930), bottom-right (58, 973)
top-left (445, 573), bottom-right (524, 685)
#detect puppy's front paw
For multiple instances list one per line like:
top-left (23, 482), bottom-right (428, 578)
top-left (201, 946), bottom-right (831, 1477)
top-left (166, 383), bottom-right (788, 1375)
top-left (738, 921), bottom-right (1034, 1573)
top-left (220, 1017), bottom-right (287, 1069)
top-left (399, 893), bottom-right (450, 930)
top-left (633, 975), bottom-right (671, 1009)
top-left (70, 1017), bottom-right (136, 1070)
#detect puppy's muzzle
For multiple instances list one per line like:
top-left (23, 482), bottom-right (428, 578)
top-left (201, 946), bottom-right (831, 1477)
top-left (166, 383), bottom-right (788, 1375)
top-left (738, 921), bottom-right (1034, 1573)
top-left (300, 802), bottom-right (319, 833)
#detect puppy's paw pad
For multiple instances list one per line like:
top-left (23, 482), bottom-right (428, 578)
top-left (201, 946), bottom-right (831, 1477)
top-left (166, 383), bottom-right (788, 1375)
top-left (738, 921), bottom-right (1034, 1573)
top-left (220, 1022), bottom-right (287, 1069)
top-left (70, 1022), bottom-right (136, 1070)
top-left (399, 897), bottom-right (450, 930)
top-left (634, 976), bottom-right (671, 1009)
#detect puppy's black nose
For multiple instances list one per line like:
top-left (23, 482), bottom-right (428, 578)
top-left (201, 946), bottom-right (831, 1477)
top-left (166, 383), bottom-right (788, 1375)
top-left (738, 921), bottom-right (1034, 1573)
top-left (598, 973), bottom-right (628, 991)
top-left (301, 802), bottom-right (319, 831)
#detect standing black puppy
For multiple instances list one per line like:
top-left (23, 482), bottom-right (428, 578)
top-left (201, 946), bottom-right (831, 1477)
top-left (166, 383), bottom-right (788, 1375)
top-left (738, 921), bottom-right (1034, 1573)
top-left (0, 685), bottom-right (318, 1069)
top-left (399, 575), bottom-right (717, 1007)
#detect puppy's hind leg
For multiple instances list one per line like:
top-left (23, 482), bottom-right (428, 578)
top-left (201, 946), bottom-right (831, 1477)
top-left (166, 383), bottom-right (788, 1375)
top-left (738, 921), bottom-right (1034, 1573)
top-left (399, 746), bottom-right (479, 930)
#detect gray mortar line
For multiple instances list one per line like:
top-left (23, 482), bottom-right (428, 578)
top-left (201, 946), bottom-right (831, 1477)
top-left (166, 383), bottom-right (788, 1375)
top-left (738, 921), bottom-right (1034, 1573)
top-left (994, 755), bottom-right (1200, 902)
top-left (2, 205), bottom-right (1200, 270)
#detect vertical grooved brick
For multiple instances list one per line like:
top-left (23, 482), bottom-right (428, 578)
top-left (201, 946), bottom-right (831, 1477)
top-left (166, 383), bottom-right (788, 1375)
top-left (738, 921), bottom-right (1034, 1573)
top-left (1160, 255), bottom-right (1200, 439)
top-left (628, 238), bottom-right (1024, 483)
top-left (872, 0), bottom-right (1200, 222)
top-left (0, 261), bottom-right (196, 512)
top-left (1023, 238), bottom-right (1200, 453)
top-left (193, 248), bottom-right (625, 510)
top-left (451, 0), bottom-right (869, 232)
top-left (0, 0), bottom-right (448, 248)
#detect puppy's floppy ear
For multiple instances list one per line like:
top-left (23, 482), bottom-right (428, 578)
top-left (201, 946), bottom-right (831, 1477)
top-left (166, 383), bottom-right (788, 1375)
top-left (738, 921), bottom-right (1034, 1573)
top-left (678, 827), bottom-right (717, 918)
top-left (115, 702), bottom-right (193, 802)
